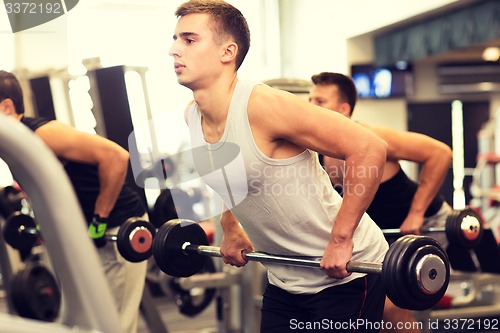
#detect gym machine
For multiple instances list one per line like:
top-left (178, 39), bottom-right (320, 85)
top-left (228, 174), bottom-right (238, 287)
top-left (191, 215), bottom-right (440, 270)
top-left (0, 113), bottom-right (123, 332)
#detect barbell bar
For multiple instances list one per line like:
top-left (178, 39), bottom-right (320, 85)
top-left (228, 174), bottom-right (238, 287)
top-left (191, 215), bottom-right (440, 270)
top-left (382, 207), bottom-right (484, 249)
top-left (3, 212), bottom-right (156, 262)
top-left (182, 243), bottom-right (382, 274)
top-left (153, 219), bottom-right (451, 311)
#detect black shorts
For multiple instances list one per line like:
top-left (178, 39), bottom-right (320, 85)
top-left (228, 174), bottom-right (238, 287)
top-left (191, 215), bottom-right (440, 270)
top-left (261, 274), bottom-right (385, 333)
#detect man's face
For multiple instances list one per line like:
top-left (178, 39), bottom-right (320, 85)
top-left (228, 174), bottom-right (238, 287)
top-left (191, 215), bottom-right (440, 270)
top-left (309, 84), bottom-right (343, 111)
top-left (169, 13), bottom-right (225, 90)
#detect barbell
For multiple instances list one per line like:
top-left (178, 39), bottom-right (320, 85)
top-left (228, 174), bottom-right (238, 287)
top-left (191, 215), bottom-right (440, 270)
top-left (153, 219), bottom-right (451, 311)
top-left (382, 207), bottom-right (484, 249)
top-left (3, 212), bottom-right (156, 262)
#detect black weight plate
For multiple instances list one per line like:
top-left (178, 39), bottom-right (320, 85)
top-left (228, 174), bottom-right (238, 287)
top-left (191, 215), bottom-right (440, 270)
top-left (406, 243), bottom-right (450, 310)
top-left (171, 257), bottom-right (217, 317)
top-left (9, 263), bottom-right (61, 322)
top-left (382, 235), bottom-right (414, 310)
top-left (445, 209), bottom-right (460, 247)
top-left (3, 212), bottom-right (38, 251)
top-left (382, 235), bottom-right (416, 309)
top-left (116, 218), bottom-right (156, 263)
top-left (381, 235), bottom-right (400, 307)
top-left (396, 235), bottom-right (441, 311)
top-left (153, 220), bottom-right (173, 277)
top-left (392, 236), bottom-right (450, 311)
top-left (153, 219), bottom-right (209, 277)
top-left (396, 236), bottom-right (421, 309)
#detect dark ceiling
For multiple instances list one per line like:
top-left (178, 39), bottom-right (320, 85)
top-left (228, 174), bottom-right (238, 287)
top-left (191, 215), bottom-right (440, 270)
top-left (372, 0), bottom-right (500, 66)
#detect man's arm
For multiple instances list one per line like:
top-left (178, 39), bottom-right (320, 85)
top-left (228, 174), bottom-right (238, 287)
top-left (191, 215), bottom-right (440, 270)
top-left (35, 121), bottom-right (129, 218)
top-left (249, 85), bottom-right (387, 278)
top-left (367, 124), bottom-right (452, 233)
top-left (219, 206), bottom-right (254, 267)
top-left (323, 156), bottom-right (345, 190)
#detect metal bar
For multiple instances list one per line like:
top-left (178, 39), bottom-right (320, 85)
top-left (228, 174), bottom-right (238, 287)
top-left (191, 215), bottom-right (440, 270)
top-left (183, 243), bottom-right (382, 275)
top-left (424, 227), bottom-right (446, 233)
top-left (383, 227), bottom-right (446, 236)
top-left (383, 228), bottom-right (403, 235)
top-left (347, 261), bottom-right (382, 275)
top-left (18, 226), bottom-right (118, 242)
top-left (106, 235), bottom-right (118, 242)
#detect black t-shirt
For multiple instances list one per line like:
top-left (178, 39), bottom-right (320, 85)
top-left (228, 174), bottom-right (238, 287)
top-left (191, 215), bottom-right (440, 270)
top-left (318, 154), bottom-right (445, 229)
top-left (366, 167), bottom-right (445, 229)
top-left (20, 116), bottom-right (146, 228)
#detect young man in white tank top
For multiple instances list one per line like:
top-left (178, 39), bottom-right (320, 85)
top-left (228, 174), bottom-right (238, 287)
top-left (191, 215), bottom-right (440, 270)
top-left (169, 1), bottom-right (389, 332)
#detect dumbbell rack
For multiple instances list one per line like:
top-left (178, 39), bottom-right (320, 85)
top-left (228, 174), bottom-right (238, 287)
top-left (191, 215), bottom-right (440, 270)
top-left (0, 114), bottom-right (123, 332)
top-left (416, 272), bottom-right (500, 333)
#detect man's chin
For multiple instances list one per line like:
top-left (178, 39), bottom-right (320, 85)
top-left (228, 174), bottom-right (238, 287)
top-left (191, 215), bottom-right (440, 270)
top-left (177, 78), bottom-right (193, 90)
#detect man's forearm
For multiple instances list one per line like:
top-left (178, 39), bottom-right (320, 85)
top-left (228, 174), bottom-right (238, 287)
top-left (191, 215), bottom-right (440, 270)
top-left (94, 155), bottom-right (128, 217)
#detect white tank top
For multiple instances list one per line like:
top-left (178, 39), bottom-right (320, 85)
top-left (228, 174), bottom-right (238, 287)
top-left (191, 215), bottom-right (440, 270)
top-left (187, 80), bottom-right (388, 294)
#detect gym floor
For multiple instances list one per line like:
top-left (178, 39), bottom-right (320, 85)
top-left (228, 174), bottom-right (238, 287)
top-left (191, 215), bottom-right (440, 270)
top-left (136, 290), bottom-right (217, 333)
top-left (2, 274), bottom-right (500, 333)
top-left (0, 283), bottom-right (218, 333)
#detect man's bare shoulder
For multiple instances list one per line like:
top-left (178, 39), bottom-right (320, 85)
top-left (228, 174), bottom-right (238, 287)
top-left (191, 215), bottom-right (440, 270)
top-left (35, 119), bottom-right (73, 134)
top-left (249, 84), bottom-right (298, 114)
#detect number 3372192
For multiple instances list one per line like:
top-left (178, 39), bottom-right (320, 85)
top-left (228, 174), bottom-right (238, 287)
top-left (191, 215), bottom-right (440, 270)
top-left (442, 318), bottom-right (499, 330)
top-left (5, 2), bottom-right (63, 14)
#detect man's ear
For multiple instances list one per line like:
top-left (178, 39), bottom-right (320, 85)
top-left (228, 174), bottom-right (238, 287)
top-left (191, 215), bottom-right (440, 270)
top-left (0, 98), bottom-right (15, 116)
top-left (221, 42), bottom-right (238, 64)
top-left (339, 102), bottom-right (352, 118)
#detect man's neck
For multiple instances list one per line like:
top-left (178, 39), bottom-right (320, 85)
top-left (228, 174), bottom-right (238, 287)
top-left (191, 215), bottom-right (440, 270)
top-left (193, 76), bottom-right (238, 125)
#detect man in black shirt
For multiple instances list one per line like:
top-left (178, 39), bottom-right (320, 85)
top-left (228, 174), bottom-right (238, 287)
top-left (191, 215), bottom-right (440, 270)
top-left (0, 70), bottom-right (147, 333)
top-left (309, 72), bottom-right (453, 333)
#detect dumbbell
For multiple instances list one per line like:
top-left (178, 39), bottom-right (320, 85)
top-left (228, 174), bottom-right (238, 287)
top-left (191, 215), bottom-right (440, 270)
top-left (153, 219), bottom-right (451, 311)
top-left (382, 207), bottom-right (484, 249)
top-left (0, 185), bottom-right (24, 217)
top-left (2, 212), bottom-right (40, 252)
top-left (3, 212), bottom-right (156, 262)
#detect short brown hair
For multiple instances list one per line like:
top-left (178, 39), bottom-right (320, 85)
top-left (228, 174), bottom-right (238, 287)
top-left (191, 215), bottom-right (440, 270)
top-left (175, 0), bottom-right (250, 70)
top-left (311, 72), bottom-right (358, 113)
top-left (0, 70), bottom-right (24, 115)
